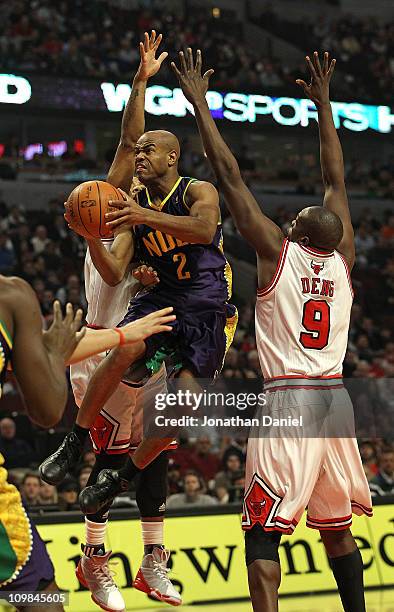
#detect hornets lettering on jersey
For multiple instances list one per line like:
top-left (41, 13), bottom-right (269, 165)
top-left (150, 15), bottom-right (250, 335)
top-left (119, 176), bottom-right (238, 379)
top-left (134, 176), bottom-right (233, 298)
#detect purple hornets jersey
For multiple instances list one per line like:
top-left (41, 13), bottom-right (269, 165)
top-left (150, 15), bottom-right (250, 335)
top-left (134, 176), bottom-right (233, 301)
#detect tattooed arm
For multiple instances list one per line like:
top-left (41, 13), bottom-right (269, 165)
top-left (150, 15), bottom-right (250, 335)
top-left (107, 31), bottom-right (168, 192)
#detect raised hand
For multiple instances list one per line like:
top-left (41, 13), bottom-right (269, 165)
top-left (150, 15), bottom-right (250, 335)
top-left (43, 301), bottom-right (86, 362)
top-left (296, 51), bottom-right (336, 107)
top-left (171, 48), bottom-right (214, 104)
top-left (122, 307), bottom-right (175, 343)
top-left (137, 30), bottom-right (168, 81)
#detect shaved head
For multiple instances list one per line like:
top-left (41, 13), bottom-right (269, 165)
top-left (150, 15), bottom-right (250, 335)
top-left (139, 130), bottom-right (180, 155)
top-left (288, 206), bottom-right (343, 251)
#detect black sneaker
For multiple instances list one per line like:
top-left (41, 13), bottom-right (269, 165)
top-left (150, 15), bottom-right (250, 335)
top-left (79, 469), bottom-right (129, 515)
top-left (39, 432), bottom-right (82, 485)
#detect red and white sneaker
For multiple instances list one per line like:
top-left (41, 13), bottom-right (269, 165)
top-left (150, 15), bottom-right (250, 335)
top-left (76, 551), bottom-right (125, 612)
top-left (133, 548), bottom-right (182, 606)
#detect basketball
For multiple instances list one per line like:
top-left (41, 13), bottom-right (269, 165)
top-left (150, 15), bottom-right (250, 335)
top-left (66, 180), bottom-right (123, 239)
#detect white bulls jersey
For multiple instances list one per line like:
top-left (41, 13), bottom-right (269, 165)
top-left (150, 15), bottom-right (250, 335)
top-left (255, 239), bottom-right (353, 383)
top-left (70, 239), bottom-right (169, 454)
top-left (84, 238), bottom-right (136, 327)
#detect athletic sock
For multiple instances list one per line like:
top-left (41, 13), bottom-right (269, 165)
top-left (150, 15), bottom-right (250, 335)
top-left (118, 456), bottom-right (141, 482)
top-left (141, 521), bottom-right (164, 556)
top-left (330, 548), bottom-right (365, 612)
top-left (72, 423), bottom-right (90, 445)
top-left (83, 518), bottom-right (107, 558)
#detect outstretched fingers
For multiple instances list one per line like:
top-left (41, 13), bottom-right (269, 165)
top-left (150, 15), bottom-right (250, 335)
top-left (203, 68), bottom-right (215, 81)
top-left (328, 58), bottom-right (336, 78)
top-left (152, 31), bottom-right (161, 50)
top-left (52, 300), bottom-right (62, 326)
top-left (179, 50), bottom-right (188, 74)
top-left (195, 49), bottom-right (202, 73)
top-left (305, 55), bottom-right (318, 81)
top-left (313, 51), bottom-right (323, 77)
top-left (323, 51), bottom-right (329, 74)
top-left (295, 78), bottom-right (309, 93)
top-left (186, 47), bottom-right (194, 71)
top-left (72, 308), bottom-right (84, 332)
top-left (171, 60), bottom-right (182, 78)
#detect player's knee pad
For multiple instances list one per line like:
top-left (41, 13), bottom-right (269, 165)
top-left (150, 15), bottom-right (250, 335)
top-left (245, 525), bottom-right (281, 566)
top-left (135, 452), bottom-right (169, 518)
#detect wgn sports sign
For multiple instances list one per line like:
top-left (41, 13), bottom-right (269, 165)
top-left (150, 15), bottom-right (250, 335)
top-left (102, 83), bottom-right (393, 134)
top-left (1, 73), bottom-right (392, 134)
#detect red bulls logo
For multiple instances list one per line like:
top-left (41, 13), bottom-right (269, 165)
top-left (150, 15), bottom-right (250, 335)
top-left (91, 414), bottom-right (114, 451)
top-left (311, 260), bottom-right (324, 275)
top-left (243, 479), bottom-right (277, 526)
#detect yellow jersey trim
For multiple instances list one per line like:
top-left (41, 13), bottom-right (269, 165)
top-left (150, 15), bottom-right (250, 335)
top-left (0, 453), bottom-right (32, 587)
top-left (0, 320), bottom-right (12, 350)
top-left (182, 178), bottom-right (198, 212)
top-left (146, 176), bottom-right (183, 211)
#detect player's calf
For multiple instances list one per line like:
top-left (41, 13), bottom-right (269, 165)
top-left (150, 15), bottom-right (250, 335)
top-left (245, 526), bottom-right (281, 612)
top-left (320, 529), bottom-right (366, 612)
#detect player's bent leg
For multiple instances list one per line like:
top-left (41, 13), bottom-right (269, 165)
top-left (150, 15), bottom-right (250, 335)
top-left (320, 528), bottom-right (366, 612)
top-left (134, 453), bottom-right (182, 607)
top-left (79, 368), bottom-right (198, 515)
top-left (245, 526), bottom-right (281, 612)
top-left (39, 343), bottom-right (145, 486)
top-left (77, 341), bottom-right (146, 429)
top-left (77, 453), bottom-right (127, 612)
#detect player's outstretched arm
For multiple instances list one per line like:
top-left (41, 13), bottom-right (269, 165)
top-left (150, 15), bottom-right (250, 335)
top-left (6, 279), bottom-right (84, 427)
top-left (107, 31), bottom-right (168, 192)
top-left (67, 307), bottom-right (175, 365)
top-left (171, 49), bottom-right (283, 265)
top-left (296, 52), bottom-right (355, 268)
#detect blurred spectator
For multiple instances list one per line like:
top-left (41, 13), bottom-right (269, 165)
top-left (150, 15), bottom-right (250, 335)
top-left (359, 441), bottom-right (379, 475)
top-left (255, 9), bottom-right (393, 102)
top-left (31, 225), bottom-right (50, 254)
top-left (214, 453), bottom-right (245, 502)
top-left (0, 2), bottom-right (281, 92)
top-left (369, 448), bottom-right (394, 496)
top-left (38, 480), bottom-right (58, 505)
top-left (0, 234), bottom-right (16, 274)
top-left (78, 464), bottom-right (93, 490)
top-left (0, 417), bottom-right (34, 469)
top-left (184, 437), bottom-right (221, 484)
top-left (57, 479), bottom-right (79, 511)
top-left (21, 473), bottom-right (41, 507)
top-left (166, 471), bottom-right (218, 508)
top-left (82, 451), bottom-right (96, 467)
top-left (167, 459), bottom-right (183, 495)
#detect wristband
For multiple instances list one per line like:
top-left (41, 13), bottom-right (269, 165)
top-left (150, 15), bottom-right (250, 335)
top-left (113, 327), bottom-right (126, 346)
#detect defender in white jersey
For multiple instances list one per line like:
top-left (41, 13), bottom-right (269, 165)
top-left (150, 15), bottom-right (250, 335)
top-left (176, 49), bottom-right (370, 612)
top-left (40, 31), bottom-right (182, 610)
top-left (41, 242), bottom-right (181, 610)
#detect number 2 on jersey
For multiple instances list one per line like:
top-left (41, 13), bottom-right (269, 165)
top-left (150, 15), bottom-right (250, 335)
top-left (299, 299), bottom-right (330, 350)
top-left (173, 252), bottom-right (191, 280)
